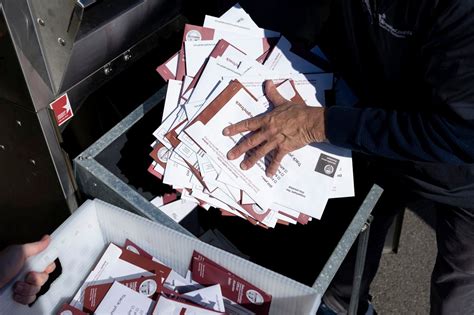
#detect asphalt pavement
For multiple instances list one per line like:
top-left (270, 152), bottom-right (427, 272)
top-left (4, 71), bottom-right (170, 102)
top-left (371, 201), bottom-right (437, 314)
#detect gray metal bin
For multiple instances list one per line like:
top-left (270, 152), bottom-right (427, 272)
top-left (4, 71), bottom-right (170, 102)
top-left (74, 86), bottom-right (383, 297)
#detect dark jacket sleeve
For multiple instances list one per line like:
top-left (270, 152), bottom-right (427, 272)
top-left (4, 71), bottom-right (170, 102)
top-left (325, 1), bottom-right (474, 164)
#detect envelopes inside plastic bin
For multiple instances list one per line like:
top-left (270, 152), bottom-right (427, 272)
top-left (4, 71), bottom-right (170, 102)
top-left (0, 199), bottom-right (321, 315)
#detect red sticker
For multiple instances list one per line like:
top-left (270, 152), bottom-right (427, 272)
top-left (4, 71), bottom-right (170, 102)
top-left (49, 94), bottom-right (74, 126)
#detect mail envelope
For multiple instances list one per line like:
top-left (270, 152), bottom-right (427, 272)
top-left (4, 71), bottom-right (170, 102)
top-left (93, 282), bottom-right (154, 314)
top-left (70, 243), bottom-right (171, 310)
top-left (153, 295), bottom-right (224, 315)
top-left (190, 251), bottom-right (272, 315)
top-left (83, 274), bottom-right (162, 313)
top-left (177, 24), bottom-right (273, 80)
top-left (157, 52), bottom-right (179, 81)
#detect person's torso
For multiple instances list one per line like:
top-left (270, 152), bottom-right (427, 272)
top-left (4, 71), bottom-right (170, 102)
top-left (320, 0), bottom-right (474, 207)
top-left (321, 0), bottom-right (436, 110)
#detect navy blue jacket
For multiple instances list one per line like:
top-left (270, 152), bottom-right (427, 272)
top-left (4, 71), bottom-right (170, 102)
top-left (320, 0), bottom-right (474, 206)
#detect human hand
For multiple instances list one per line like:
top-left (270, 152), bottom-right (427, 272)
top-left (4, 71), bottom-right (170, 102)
top-left (0, 235), bottom-right (56, 305)
top-left (223, 80), bottom-right (326, 177)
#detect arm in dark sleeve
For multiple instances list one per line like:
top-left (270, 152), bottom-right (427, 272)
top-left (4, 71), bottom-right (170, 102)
top-left (325, 1), bottom-right (474, 164)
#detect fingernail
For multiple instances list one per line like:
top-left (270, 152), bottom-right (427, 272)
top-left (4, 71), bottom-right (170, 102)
top-left (240, 162), bottom-right (248, 170)
top-left (227, 152), bottom-right (234, 160)
top-left (223, 128), bottom-right (230, 136)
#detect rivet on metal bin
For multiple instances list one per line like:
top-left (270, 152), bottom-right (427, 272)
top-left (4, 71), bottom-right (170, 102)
top-left (37, 18), bottom-right (45, 26)
top-left (361, 222), bottom-right (369, 232)
top-left (123, 51), bottom-right (132, 62)
top-left (361, 215), bottom-right (374, 232)
top-left (58, 38), bottom-right (66, 46)
top-left (29, 159), bottom-right (36, 166)
top-left (16, 120), bottom-right (22, 127)
top-left (104, 64), bottom-right (113, 76)
top-left (0, 145), bottom-right (5, 151)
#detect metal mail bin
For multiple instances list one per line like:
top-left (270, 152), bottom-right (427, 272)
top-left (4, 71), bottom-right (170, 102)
top-left (74, 85), bottom-right (383, 297)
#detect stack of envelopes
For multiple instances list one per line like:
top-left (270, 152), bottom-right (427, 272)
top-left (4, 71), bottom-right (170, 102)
top-left (57, 240), bottom-right (272, 314)
top-left (148, 3), bottom-right (355, 228)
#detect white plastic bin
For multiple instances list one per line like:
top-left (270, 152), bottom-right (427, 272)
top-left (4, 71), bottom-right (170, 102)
top-left (0, 199), bottom-right (321, 315)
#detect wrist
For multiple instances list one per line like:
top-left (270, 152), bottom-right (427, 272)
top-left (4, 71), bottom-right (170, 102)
top-left (308, 107), bottom-right (327, 143)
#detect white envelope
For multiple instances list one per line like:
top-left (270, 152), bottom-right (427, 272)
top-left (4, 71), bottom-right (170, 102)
top-left (196, 152), bottom-right (220, 192)
top-left (158, 199), bottom-right (198, 223)
top-left (207, 187), bottom-right (252, 219)
top-left (185, 40), bottom-right (218, 78)
top-left (157, 52), bottom-right (179, 81)
top-left (185, 37), bottom-right (270, 78)
top-left (271, 155), bottom-right (331, 220)
top-left (257, 208), bottom-right (279, 228)
top-left (265, 36), bottom-right (324, 74)
top-left (231, 72), bottom-right (333, 106)
top-left (163, 152), bottom-right (195, 189)
top-left (204, 15), bottom-right (280, 38)
top-left (153, 295), bottom-right (223, 315)
top-left (241, 191), bottom-right (254, 205)
top-left (182, 284), bottom-right (225, 313)
top-left (70, 243), bottom-right (153, 310)
top-left (183, 77), bottom-right (228, 126)
top-left (219, 3), bottom-right (259, 29)
top-left (316, 142), bottom-right (355, 199)
top-left (163, 80), bottom-right (183, 123)
top-left (174, 141), bottom-right (200, 167)
top-left (182, 76), bottom-right (195, 101)
top-left (289, 73), bottom-right (333, 106)
top-left (178, 23), bottom-right (272, 80)
top-left (185, 83), bottom-right (281, 210)
top-left (149, 161), bottom-right (165, 179)
top-left (184, 44), bottom-right (270, 121)
top-left (214, 170), bottom-right (249, 209)
top-left (153, 106), bottom-right (186, 149)
top-left (181, 188), bottom-right (201, 204)
top-left (94, 282), bottom-right (153, 315)
top-left (190, 188), bottom-right (237, 215)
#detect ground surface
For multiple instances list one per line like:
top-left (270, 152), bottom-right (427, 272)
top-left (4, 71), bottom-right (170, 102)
top-left (371, 202), bottom-right (437, 315)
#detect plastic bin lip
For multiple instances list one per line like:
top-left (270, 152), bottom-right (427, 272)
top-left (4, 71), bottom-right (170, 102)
top-left (73, 84), bottom-right (384, 296)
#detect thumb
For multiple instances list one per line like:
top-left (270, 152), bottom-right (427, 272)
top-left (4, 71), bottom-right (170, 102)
top-left (265, 80), bottom-right (289, 107)
top-left (22, 235), bottom-right (51, 258)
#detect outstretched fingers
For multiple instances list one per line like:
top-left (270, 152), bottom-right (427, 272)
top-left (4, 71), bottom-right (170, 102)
top-left (240, 139), bottom-right (280, 170)
top-left (223, 116), bottom-right (263, 137)
top-left (266, 149), bottom-right (288, 177)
